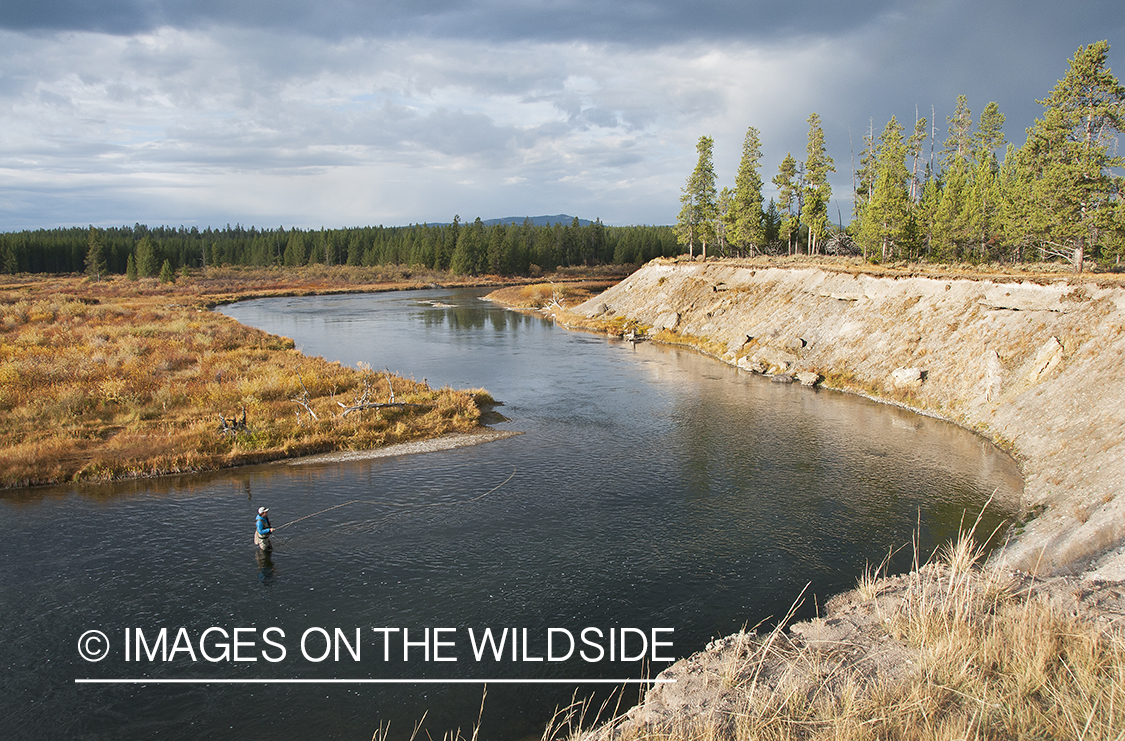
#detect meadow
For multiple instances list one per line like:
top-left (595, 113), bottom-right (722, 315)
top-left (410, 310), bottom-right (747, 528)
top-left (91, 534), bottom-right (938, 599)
top-left (0, 266), bottom-right (505, 488)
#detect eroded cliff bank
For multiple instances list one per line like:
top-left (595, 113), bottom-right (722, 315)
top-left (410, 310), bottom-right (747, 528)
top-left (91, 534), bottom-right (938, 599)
top-left (568, 259), bottom-right (1125, 576)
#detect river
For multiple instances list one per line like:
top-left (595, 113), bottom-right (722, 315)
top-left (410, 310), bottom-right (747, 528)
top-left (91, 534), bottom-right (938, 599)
top-left (0, 287), bottom-right (1021, 740)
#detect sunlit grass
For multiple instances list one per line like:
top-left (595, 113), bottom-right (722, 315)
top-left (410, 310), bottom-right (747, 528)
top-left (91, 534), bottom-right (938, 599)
top-left (0, 271), bottom-right (492, 487)
top-left (551, 529), bottom-right (1125, 741)
top-left (486, 281), bottom-right (618, 309)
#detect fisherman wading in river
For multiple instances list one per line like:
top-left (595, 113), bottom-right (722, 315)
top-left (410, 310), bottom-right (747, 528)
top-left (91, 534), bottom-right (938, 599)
top-left (255, 506), bottom-right (273, 551)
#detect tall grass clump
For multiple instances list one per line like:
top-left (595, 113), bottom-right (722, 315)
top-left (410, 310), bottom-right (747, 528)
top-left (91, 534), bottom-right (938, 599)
top-left (565, 523), bottom-right (1125, 741)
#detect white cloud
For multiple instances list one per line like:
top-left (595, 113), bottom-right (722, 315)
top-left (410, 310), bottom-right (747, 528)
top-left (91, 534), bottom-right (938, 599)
top-left (0, 27), bottom-right (855, 229)
top-left (1, 2), bottom-right (1122, 231)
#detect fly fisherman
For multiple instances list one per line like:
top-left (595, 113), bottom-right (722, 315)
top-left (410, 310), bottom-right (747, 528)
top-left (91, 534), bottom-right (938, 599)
top-left (255, 506), bottom-right (273, 551)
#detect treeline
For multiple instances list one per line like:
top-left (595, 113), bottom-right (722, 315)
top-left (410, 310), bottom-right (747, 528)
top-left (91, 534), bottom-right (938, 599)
top-left (677, 41), bottom-right (1125, 271)
top-left (0, 217), bottom-right (681, 277)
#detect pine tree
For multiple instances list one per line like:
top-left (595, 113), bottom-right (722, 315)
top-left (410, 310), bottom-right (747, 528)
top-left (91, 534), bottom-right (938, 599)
top-left (126, 252), bottom-right (138, 281)
top-left (995, 144), bottom-right (1031, 261)
top-left (802, 113), bottom-right (835, 255)
top-left (773, 152), bottom-right (802, 254)
top-left (964, 104), bottom-right (1006, 261)
top-left (450, 217), bottom-right (486, 275)
top-left (852, 121), bottom-right (877, 256)
top-left (283, 232), bottom-right (305, 267)
top-left (942, 95), bottom-right (974, 169)
top-left (717, 187), bottom-right (734, 256)
top-left (907, 113), bottom-right (929, 202)
top-left (763, 199), bottom-right (781, 247)
top-left (486, 222), bottom-right (508, 274)
top-left (159, 259), bottom-right (175, 284)
top-left (85, 227), bottom-right (106, 281)
top-left (675, 135), bottom-right (718, 258)
top-left (323, 230), bottom-right (337, 267)
top-left (505, 225), bottom-right (525, 274)
top-left (306, 230), bottom-right (324, 265)
top-left (136, 235), bottom-right (158, 277)
top-left (347, 234), bottom-right (363, 266)
top-left (1022, 40), bottom-right (1125, 271)
top-left (974, 102), bottom-right (1006, 159)
top-left (964, 155), bottom-right (1002, 262)
top-left (730, 126), bottom-right (766, 255)
top-left (916, 170), bottom-right (942, 259)
top-left (434, 216), bottom-right (460, 271)
top-left (932, 158), bottom-right (971, 261)
top-left (856, 117), bottom-right (912, 262)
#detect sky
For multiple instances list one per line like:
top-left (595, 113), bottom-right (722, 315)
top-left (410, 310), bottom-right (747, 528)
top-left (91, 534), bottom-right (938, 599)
top-left (1, 1), bottom-right (1123, 232)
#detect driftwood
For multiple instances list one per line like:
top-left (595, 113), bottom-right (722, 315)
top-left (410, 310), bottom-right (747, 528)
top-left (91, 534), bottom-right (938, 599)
top-left (217, 407), bottom-right (250, 435)
top-left (290, 375), bottom-right (320, 423)
top-left (338, 368), bottom-right (430, 417)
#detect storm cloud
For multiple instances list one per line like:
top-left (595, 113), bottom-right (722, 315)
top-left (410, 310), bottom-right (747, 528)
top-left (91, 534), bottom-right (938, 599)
top-left (2, 0), bottom-right (898, 42)
top-left (0, 0), bottom-right (1122, 230)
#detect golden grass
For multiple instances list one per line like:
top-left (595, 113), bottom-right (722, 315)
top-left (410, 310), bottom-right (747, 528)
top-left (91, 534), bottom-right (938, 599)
top-left (649, 329), bottom-right (729, 359)
top-left (0, 270), bottom-right (504, 487)
top-left (556, 530), bottom-right (1125, 741)
top-left (486, 281), bottom-right (619, 310)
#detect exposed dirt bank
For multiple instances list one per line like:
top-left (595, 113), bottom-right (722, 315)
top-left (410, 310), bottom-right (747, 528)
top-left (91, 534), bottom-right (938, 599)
top-left (559, 258), bottom-right (1125, 577)
top-left (501, 258), bottom-right (1125, 740)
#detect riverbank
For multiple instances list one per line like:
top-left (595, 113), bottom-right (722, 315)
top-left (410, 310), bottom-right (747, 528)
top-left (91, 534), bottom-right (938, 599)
top-left (568, 542), bottom-right (1125, 740)
top-left (488, 256), bottom-right (1125, 739)
top-left (0, 266), bottom-right (529, 488)
top-left (542, 256), bottom-right (1125, 576)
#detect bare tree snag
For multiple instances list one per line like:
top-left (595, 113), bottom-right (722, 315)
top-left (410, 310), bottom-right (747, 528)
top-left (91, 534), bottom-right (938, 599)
top-left (217, 406), bottom-right (250, 435)
top-left (336, 368), bottom-right (430, 417)
top-left (290, 375), bottom-right (319, 422)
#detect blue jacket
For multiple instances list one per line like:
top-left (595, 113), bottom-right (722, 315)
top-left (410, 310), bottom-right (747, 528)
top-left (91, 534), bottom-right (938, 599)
top-left (256, 514), bottom-right (272, 537)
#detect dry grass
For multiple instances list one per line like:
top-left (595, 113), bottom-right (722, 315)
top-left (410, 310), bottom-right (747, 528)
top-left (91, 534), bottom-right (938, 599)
top-left (648, 329), bottom-right (729, 359)
top-left (0, 270), bottom-right (502, 487)
top-left (562, 529), bottom-right (1125, 741)
top-left (486, 281), bottom-right (619, 310)
top-left (486, 282), bottom-right (655, 341)
top-left (666, 254), bottom-right (1125, 286)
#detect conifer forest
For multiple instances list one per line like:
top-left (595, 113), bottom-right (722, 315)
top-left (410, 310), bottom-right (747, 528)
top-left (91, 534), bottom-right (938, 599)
top-left (678, 41), bottom-right (1125, 272)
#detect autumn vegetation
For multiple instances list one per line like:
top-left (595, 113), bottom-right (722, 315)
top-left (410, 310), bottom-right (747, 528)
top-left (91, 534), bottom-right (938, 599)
top-left (484, 280), bottom-right (621, 310)
top-left (544, 532), bottom-right (1125, 741)
top-left (0, 266), bottom-right (513, 488)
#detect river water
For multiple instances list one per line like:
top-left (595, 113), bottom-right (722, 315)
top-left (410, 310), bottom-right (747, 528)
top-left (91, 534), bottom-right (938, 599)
top-left (0, 287), bottom-right (1021, 740)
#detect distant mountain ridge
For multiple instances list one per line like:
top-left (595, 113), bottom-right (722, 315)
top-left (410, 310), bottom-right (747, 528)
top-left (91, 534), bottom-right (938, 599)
top-left (417, 215), bottom-right (596, 227)
top-left (481, 215), bottom-right (593, 227)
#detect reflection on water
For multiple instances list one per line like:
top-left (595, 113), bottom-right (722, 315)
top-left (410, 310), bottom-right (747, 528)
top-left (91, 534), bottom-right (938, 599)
top-left (256, 549), bottom-right (276, 585)
top-left (0, 288), bottom-right (1021, 740)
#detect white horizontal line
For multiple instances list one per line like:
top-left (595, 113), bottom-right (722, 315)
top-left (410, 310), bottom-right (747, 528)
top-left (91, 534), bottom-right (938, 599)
top-left (75, 678), bottom-right (674, 685)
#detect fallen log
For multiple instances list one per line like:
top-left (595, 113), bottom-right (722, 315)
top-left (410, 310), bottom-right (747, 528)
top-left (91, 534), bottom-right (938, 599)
top-left (336, 368), bottom-right (430, 417)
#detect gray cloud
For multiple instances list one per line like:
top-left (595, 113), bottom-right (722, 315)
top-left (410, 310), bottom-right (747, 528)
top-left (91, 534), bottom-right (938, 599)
top-left (2, 0), bottom-right (898, 42)
top-left (1, 1), bottom-right (1124, 231)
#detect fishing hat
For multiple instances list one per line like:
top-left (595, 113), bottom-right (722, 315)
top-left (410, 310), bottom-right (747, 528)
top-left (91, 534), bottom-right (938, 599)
top-left (258, 506), bottom-right (269, 515)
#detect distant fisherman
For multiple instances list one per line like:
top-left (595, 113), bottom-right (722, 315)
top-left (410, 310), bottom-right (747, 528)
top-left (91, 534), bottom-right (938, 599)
top-left (255, 506), bottom-right (273, 551)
